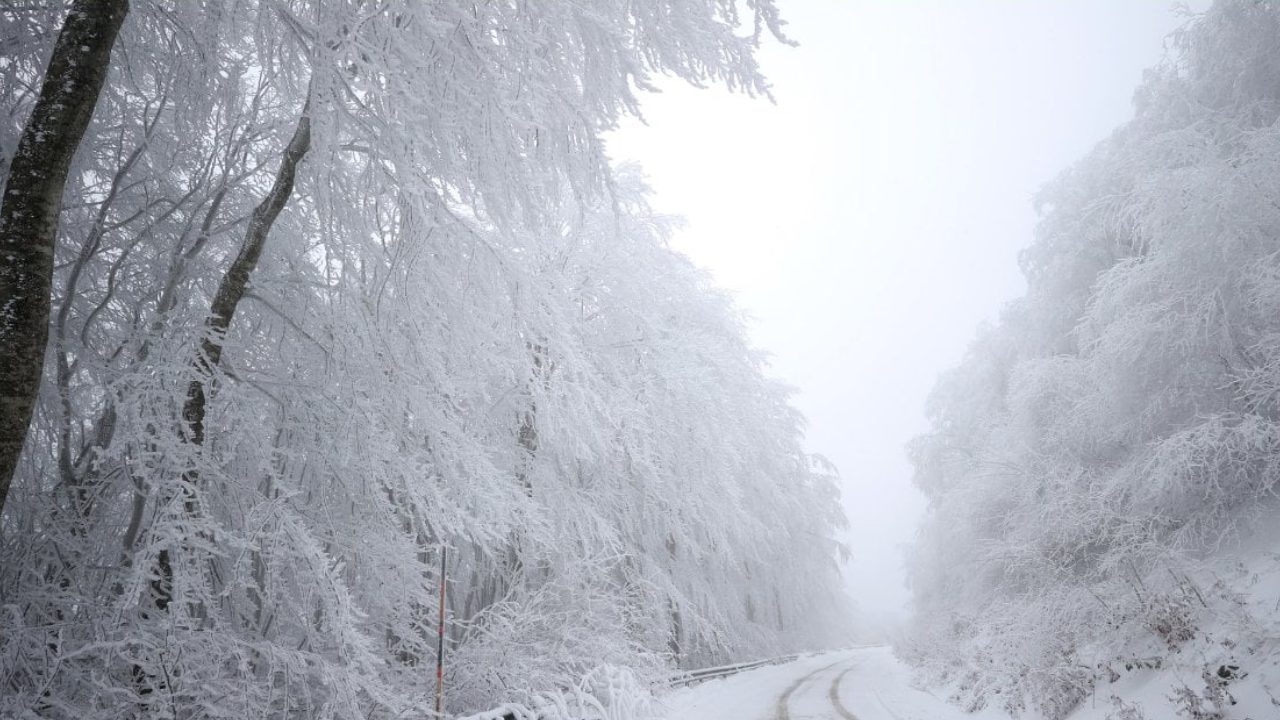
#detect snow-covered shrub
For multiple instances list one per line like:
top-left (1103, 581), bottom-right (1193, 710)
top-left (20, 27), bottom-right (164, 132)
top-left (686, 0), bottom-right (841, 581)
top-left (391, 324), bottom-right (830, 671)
top-left (1144, 592), bottom-right (1197, 652)
top-left (1107, 696), bottom-right (1149, 720)
top-left (1169, 677), bottom-right (1228, 720)
top-left (454, 665), bottom-right (660, 720)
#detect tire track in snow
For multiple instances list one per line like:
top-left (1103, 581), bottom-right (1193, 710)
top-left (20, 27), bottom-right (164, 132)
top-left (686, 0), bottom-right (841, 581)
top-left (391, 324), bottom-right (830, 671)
top-left (828, 666), bottom-right (859, 720)
top-left (774, 658), bottom-right (849, 720)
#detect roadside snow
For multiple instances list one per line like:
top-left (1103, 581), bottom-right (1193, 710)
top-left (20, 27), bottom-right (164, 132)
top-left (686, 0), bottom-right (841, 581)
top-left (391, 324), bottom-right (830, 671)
top-left (659, 647), bottom-right (1007, 720)
top-left (659, 652), bottom-right (848, 720)
top-left (660, 549), bottom-right (1280, 720)
top-left (832, 646), bottom-right (1006, 720)
top-left (1061, 535), bottom-right (1280, 720)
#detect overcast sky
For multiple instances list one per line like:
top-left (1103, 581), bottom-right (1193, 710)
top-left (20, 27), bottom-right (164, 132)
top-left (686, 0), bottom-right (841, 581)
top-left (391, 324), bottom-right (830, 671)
top-left (607, 0), bottom-right (1209, 624)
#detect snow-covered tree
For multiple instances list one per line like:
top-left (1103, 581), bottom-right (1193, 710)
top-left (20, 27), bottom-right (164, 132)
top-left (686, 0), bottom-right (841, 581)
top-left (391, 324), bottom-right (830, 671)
top-left (0, 2), bottom-right (850, 718)
top-left (0, 0), bottom-right (129, 515)
top-left (906, 3), bottom-right (1280, 717)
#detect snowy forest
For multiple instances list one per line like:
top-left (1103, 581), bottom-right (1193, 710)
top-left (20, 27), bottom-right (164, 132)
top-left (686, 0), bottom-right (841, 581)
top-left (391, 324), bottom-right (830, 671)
top-left (0, 2), bottom-right (851, 719)
top-left (12, 1), bottom-right (1280, 720)
top-left (906, 2), bottom-right (1280, 718)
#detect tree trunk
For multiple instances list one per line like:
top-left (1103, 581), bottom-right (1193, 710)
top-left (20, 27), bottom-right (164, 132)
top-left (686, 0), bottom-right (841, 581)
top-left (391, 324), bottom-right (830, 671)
top-left (151, 101), bottom-right (311, 613)
top-left (0, 0), bottom-right (129, 518)
top-left (138, 97), bottom-right (310, 714)
top-left (183, 104), bottom-right (311, 449)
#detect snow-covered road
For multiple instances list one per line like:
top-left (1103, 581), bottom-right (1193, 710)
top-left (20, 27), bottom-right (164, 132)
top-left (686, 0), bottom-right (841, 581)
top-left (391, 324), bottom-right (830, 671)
top-left (659, 646), bottom-right (1006, 720)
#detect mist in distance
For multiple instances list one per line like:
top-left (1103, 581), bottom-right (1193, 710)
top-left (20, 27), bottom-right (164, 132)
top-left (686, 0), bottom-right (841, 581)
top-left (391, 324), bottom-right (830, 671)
top-left (610, 0), bottom-right (1207, 624)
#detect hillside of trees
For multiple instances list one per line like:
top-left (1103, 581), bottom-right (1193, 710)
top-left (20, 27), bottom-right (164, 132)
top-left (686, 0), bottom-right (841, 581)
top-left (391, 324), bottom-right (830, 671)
top-left (0, 3), bottom-right (851, 718)
top-left (905, 2), bottom-right (1280, 718)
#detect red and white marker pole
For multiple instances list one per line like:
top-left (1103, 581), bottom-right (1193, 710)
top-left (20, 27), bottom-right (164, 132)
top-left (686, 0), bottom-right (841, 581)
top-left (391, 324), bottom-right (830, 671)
top-left (435, 546), bottom-right (447, 717)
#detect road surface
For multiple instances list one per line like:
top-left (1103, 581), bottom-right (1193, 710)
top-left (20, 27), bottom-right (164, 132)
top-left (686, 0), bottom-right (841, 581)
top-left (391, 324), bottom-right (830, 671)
top-left (660, 646), bottom-right (1006, 720)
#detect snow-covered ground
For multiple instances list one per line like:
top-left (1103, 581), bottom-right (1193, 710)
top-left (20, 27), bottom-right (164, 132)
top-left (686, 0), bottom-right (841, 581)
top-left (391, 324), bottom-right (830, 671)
top-left (661, 554), bottom-right (1280, 720)
top-left (1058, 533), bottom-right (1280, 720)
top-left (659, 646), bottom-right (1007, 720)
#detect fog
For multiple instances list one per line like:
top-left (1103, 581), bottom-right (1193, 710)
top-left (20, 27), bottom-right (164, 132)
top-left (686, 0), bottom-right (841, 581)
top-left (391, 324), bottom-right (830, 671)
top-left (608, 0), bottom-right (1208, 623)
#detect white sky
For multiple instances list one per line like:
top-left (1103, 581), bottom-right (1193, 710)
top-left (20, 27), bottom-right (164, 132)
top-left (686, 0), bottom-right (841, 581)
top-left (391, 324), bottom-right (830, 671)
top-left (607, 0), bottom-right (1209, 624)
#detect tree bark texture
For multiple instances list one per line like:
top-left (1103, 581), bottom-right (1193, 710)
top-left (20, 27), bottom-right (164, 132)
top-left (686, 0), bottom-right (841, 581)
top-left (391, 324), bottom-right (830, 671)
top-left (0, 0), bottom-right (130, 517)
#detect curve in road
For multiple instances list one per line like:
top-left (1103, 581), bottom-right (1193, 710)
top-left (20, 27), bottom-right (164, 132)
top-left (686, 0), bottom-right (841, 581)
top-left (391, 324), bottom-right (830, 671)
top-left (775, 658), bottom-right (855, 720)
top-left (828, 666), bottom-right (859, 720)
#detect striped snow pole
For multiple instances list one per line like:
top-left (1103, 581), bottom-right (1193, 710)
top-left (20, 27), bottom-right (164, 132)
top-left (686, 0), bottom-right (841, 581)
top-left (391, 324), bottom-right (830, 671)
top-left (435, 546), bottom-right (447, 717)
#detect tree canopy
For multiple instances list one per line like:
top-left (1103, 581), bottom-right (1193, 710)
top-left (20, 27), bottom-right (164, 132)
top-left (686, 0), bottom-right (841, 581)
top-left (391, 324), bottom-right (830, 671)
top-left (906, 3), bottom-right (1280, 717)
top-left (0, 2), bottom-right (850, 718)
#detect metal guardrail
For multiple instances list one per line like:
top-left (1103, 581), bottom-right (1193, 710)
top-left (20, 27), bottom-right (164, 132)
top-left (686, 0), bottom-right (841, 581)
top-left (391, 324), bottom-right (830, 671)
top-left (665, 654), bottom-right (800, 687)
top-left (455, 653), bottom-right (801, 719)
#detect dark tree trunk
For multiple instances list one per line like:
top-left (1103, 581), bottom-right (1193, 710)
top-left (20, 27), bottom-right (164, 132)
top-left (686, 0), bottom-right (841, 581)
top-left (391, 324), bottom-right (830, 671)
top-left (0, 0), bottom-right (129, 518)
top-left (139, 98), bottom-right (310, 714)
top-left (151, 102), bottom-right (311, 613)
top-left (183, 105), bottom-right (311, 449)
